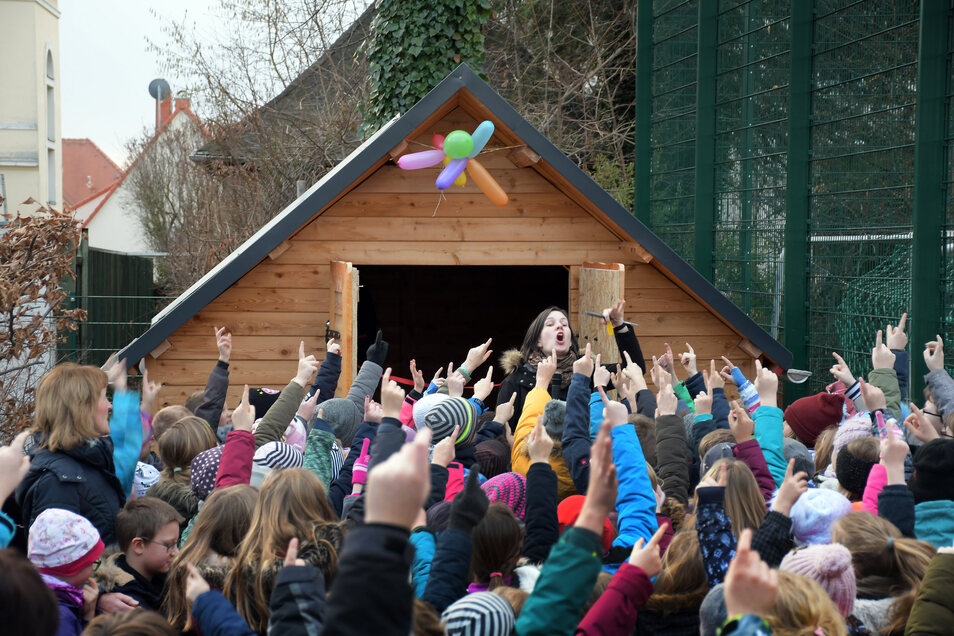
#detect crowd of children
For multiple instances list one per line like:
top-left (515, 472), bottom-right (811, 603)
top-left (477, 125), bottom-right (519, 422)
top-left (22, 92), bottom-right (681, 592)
top-left (1, 302), bottom-right (953, 635)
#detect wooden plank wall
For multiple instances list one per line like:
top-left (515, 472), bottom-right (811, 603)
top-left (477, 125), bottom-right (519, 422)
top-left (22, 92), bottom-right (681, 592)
top-left (146, 107), bottom-right (757, 408)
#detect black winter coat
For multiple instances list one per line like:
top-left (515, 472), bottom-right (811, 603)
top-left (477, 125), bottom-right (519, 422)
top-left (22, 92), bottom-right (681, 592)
top-left (16, 437), bottom-right (126, 545)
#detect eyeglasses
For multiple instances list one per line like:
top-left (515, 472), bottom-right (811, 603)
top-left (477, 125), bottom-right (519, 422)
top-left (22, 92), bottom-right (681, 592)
top-left (144, 539), bottom-right (179, 553)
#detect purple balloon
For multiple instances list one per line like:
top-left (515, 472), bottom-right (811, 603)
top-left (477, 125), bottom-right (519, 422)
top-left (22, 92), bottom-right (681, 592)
top-left (397, 149), bottom-right (446, 170)
top-left (436, 158), bottom-right (468, 190)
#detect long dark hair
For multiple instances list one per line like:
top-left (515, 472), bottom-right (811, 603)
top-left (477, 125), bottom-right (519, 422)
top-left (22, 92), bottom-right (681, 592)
top-left (518, 306), bottom-right (579, 362)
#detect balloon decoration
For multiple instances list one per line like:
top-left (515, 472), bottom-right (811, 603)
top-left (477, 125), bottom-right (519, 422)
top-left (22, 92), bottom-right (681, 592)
top-left (395, 120), bottom-right (509, 206)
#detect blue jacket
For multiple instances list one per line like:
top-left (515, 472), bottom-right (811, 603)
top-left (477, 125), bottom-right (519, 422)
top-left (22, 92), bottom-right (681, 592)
top-left (0, 510), bottom-right (14, 548)
top-left (193, 590), bottom-right (255, 636)
top-left (696, 486), bottom-right (736, 587)
top-left (610, 425), bottom-right (658, 551)
top-left (409, 529), bottom-right (436, 597)
top-left (109, 389), bottom-right (142, 497)
top-left (753, 406), bottom-right (786, 487)
top-left (562, 372), bottom-right (594, 495)
top-left (421, 527), bottom-right (472, 613)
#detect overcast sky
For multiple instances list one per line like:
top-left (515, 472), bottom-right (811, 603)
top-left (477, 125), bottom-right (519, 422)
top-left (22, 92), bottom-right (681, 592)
top-left (60, 0), bottom-right (219, 166)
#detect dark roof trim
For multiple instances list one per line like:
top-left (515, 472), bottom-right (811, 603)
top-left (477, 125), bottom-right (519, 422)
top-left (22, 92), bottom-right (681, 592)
top-left (122, 63), bottom-right (791, 368)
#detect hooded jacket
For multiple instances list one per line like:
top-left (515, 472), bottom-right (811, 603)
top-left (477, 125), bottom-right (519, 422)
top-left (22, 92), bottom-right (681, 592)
top-left (16, 436), bottom-right (126, 545)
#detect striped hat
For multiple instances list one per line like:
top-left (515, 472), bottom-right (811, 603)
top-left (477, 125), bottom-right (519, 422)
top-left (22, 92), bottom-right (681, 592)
top-left (412, 392), bottom-right (449, 427)
top-left (423, 397), bottom-right (479, 447)
top-left (481, 472), bottom-right (527, 520)
top-left (442, 591), bottom-right (515, 636)
top-left (191, 445), bottom-right (224, 500)
top-left (254, 441), bottom-right (303, 469)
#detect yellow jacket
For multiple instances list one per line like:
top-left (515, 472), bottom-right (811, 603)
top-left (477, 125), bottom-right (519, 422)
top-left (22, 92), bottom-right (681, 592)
top-left (511, 386), bottom-right (578, 501)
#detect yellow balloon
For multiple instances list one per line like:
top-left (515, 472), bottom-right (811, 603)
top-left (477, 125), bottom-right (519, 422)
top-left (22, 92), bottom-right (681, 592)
top-left (454, 170), bottom-right (467, 187)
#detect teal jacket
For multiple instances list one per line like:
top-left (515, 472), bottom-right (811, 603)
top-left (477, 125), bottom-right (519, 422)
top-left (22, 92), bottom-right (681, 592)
top-left (110, 390), bottom-right (143, 497)
top-left (516, 527), bottom-right (603, 635)
top-left (753, 406), bottom-right (786, 487)
top-left (915, 500), bottom-right (954, 549)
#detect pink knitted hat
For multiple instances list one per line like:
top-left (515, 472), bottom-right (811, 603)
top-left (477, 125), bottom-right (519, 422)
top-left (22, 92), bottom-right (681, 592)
top-left (480, 472), bottom-right (527, 520)
top-left (832, 414), bottom-right (873, 460)
top-left (780, 543), bottom-right (856, 617)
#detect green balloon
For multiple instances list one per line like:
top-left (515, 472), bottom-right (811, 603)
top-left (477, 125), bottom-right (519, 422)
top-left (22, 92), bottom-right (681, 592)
top-left (443, 130), bottom-right (474, 159)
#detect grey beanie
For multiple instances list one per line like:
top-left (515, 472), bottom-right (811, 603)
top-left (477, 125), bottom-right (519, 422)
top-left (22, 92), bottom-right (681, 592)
top-left (699, 583), bottom-right (727, 636)
top-left (320, 397), bottom-right (363, 447)
top-left (540, 399), bottom-right (566, 439)
top-left (702, 442), bottom-right (735, 475)
top-left (784, 437), bottom-right (815, 477)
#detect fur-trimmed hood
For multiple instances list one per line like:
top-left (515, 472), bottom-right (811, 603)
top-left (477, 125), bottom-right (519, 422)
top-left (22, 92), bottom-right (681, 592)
top-left (93, 547), bottom-right (133, 593)
top-left (500, 349), bottom-right (528, 375)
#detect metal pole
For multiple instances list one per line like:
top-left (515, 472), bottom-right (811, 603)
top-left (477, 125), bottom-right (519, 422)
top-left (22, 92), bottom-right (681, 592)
top-left (634, 0), bottom-right (653, 225)
top-left (783, 0), bottom-right (815, 401)
top-left (910, 0), bottom-right (951, 399)
top-left (693, 0), bottom-right (717, 279)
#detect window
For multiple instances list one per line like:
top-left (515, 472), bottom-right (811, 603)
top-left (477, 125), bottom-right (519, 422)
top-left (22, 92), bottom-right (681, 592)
top-left (48, 149), bottom-right (55, 205)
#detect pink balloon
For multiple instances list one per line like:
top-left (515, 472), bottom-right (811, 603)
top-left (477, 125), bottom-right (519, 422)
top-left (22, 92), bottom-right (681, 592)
top-left (436, 158), bottom-right (468, 190)
top-left (397, 150), bottom-right (445, 170)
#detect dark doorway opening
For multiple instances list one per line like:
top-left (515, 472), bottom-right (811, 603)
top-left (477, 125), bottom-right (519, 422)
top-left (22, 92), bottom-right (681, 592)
top-left (356, 265), bottom-right (568, 404)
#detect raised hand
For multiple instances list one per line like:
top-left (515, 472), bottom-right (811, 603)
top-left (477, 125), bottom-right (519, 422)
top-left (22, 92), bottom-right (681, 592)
top-left (753, 360), bottom-right (778, 408)
top-left (326, 338), bottom-right (342, 356)
top-left (903, 402), bottom-right (941, 443)
top-left (601, 299), bottom-right (626, 327)
top-left (363, 395), bottom-right (383, 424)
top-left (431, 366), bottom-right (445, 390)
top-left (431, 427), bottom-right (458, 467)
top-left (297, 390), bottom-right (320, 422)
top-left (881, 421), bottom-right (909, 485)
top-left (598, 385), bottom-right (629, 427)
top-left (680, 342), bottom-right (697, 376)
top-left (728, 400), bottom-right (754, 443)
top-left (719, 355), bottom-right (736, 384)
top-left (592, 354), bottom-right (611, 388)
top-left (707, 358), bottom-right (725, 390)
top-left (535, 351), bottom-right (558, 389)
top-left (214, 326), bottom-right (232, 363)
top-left (380, 368), bottom-right (405, 419)
top-left (872, 330), bottom-right (896, 370)
top-left (628, 524), bottom-right (667, 577)
top-left (886, 312), bottom-right (908, 351)
top-left (365, 330), bottom-right (389, 367)
top-left (365, 426), bottom-right (433, 529)
top-left (232, 385), bottom-right (256, 432)
top-left (771, 459), bottom-right (808, 516)
top-left (924, 336), bottom-right (944, 372)
top-left (576, 420), bottom-right (618, 533)
top-left (830, 352), bottom-right (856, 387)
top-left (494, 393), bottom-right (518, 426)
top-left (0, 431), bottom-right (31, 512)
top-left (283, 537), bottom-right (307, 567)
top-left (649, 355), bottom-right (669, 390)
top-left (694, 387), bottom-right (713, 416)
top-left (447, 362), bottom-right (465, 398)
top-left (655, 383), bottom-right (678, 417)
top-left (463, 338), bottom-right (494, 375)
top-left (140, 368), bottom-right (162, 413)
top-left (724, 529), bottom-right (778, 618)
top-left (573, 342), bottom-right (595, 378)
top-left (658, 343), bottom-right (677, 381)
top-left (410, 359), bottom-right (425, 393)
top-left (528, 419), bottom-right (555, 463)
top-left (859, 378), bottom-right (887, 412)
top-left (294, 341), bottom-right (319, 388)
top-left (697, 462), bottom-right (728, 492)
top-left (622, 350), bottom-right (647, 392)
top-left (103, 352), bottom-right (128, 392)
top-left (350, 438), bottom-right (372, 489)
top-left (473, 366), bottom-right (494, 402)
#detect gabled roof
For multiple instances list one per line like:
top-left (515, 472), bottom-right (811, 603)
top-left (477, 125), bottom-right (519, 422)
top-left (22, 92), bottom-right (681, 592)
top-left (82, 107), bottom-right (202, 230)
top-left (62, 139), bottom-right (122, 208)
top-left (121, 63), bottom-right (792, 369)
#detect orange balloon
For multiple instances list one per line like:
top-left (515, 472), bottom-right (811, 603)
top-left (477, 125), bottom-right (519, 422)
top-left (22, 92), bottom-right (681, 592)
top-left (465, 158), bottom-right (508, 206)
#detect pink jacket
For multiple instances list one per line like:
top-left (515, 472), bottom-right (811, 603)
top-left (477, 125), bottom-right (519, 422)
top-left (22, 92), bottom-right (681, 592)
top-left (215, 430), bottom-right (255, 490)
top-left (862, 463), bottom-right (888, 515)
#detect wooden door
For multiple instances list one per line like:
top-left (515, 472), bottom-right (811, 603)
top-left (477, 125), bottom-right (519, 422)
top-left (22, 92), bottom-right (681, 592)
top-left (330, 261), bottom-right (359, 397)
top-left (577, 262), bottom-right (625, 366)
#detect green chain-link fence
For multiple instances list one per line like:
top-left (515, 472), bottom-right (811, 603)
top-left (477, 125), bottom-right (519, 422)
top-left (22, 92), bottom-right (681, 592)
top-left (636, 0), bottom-right (952, 400)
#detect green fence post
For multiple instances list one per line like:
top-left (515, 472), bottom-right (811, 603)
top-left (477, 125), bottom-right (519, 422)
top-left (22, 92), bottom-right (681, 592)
top-left (634, 0), bottom-right (653, 225)
top-left (911, 1), bottom-right (950, 400)
top-left (784, 1), bottom-right (814, 402)
top-left (693, 0), bottom-right (717, 281)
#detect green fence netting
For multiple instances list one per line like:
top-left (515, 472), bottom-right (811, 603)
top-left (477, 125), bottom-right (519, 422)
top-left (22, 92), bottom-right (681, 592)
top-left (638, 0), bottom-right (951, 397)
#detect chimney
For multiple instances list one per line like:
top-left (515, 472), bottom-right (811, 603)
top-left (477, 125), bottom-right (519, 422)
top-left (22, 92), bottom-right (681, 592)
top-left (159, 96), bottom-right (173, 127)
top-left (174, 97), bottom-right (191, 114)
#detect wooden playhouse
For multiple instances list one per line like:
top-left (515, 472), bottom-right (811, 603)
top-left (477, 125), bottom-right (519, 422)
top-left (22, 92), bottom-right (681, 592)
top-left (120, 64), bottom-right (791, 408)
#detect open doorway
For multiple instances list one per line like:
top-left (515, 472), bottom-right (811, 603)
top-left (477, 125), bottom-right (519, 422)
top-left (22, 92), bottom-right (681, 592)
top-left (356, 265), bottom-right (568, 401)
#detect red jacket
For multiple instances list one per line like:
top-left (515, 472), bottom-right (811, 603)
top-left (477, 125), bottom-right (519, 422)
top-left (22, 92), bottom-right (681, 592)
top-left (215, 430), bottom-right (255, 490)
top-left (576, 562), bottom-right (653, 635)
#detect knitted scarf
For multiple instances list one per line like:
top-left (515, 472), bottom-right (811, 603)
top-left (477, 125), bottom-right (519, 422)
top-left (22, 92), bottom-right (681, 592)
top-left (527, 351), bottom-right (577, 389)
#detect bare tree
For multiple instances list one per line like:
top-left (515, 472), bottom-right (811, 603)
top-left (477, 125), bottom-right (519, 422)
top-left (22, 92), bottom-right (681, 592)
top-left (0, 206), bottom-right (86, 441)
